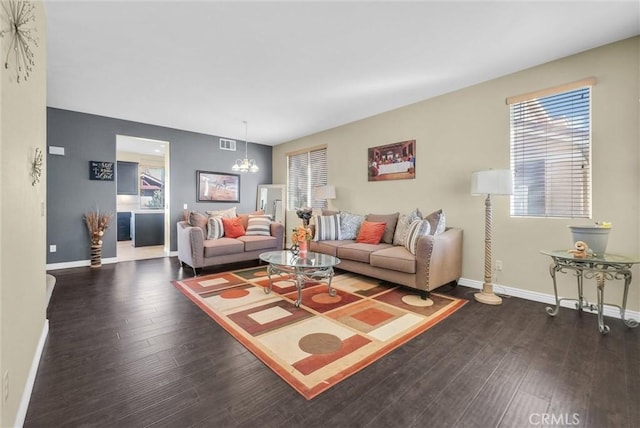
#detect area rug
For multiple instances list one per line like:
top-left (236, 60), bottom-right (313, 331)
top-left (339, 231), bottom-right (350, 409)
top-left (172, 266), bottom-right (466, 399)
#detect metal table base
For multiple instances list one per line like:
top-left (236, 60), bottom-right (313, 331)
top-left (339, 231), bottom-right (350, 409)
top-left (543, 251), bottom-right (639, 334)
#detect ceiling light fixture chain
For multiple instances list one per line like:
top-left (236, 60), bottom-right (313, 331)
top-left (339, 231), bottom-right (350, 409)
top-left (231, 120), bottom-right (259, 173)
top-left (1, 0), bottom-right (39, 83)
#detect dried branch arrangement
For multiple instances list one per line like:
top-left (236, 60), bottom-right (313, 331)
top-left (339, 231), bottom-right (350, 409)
top-left (84, 209), bottom-right (113, 246)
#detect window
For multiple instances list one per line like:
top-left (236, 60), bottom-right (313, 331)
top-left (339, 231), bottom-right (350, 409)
top-left (287, 147), bottom-right (327, 210)
top-left (508, 80), bottom-right (594, 218)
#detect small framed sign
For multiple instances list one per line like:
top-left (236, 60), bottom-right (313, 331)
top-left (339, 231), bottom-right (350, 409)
top-left (89, 161), bottom-right (115, 181)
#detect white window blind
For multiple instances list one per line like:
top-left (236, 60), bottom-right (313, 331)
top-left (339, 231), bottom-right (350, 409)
top-left (509, 85), bottom-right (592, 218)
top-left (287, 147), bottom-right (328, 210)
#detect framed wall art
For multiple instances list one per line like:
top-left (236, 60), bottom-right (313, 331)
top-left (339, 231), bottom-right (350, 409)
top-left (89, 161), bottom-right (115, 181)
top-left (367, 140), bottom-right (416, 182)
top-left (196, 171), bottom-right (240, 203)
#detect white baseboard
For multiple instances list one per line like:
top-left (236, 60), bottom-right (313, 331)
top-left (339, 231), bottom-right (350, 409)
top-left (14, 320), bottom-right (49, 428)
top-left (47, 252), bottom-right (180, 271)
top-left (46, 257), bottom-right (118, 271)
top-left (458, 277), bottom-right (640, 321)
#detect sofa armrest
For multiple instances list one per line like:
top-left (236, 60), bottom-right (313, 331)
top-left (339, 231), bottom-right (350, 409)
top-left (177, 221), bottom-right (205, 268)
top-left (415, 227), bottom-right (463, 291)
top-left (270, 222), bottom-right (285, 249)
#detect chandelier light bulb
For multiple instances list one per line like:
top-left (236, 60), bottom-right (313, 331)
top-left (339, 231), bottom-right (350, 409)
top-left (231, 120), bottom-right (259, 173)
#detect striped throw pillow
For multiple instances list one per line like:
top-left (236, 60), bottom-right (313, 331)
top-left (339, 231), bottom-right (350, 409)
top-left (313, 214), bottom-right (341, 241)
top-left (404, 219), bottom-right (431, 255)
top-left (246, 215), bottom-right (272, 236)
top-left (206, 216), bottom-right (224, 240)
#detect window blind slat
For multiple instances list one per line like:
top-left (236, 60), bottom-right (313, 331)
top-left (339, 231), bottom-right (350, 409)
top-left (287, 147), bottom-right (328, 210)
top-left (510, 86), bottom-right (592, 218)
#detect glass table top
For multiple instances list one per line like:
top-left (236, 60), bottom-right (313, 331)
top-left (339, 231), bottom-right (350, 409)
top-left (540, 250), bottom-right (640, 264)
top-left (259, 250), bottom-right (341, 268)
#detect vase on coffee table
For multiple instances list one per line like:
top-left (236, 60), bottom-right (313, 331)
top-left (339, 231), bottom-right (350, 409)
top-left (298, 239), bottom-right (308, 257)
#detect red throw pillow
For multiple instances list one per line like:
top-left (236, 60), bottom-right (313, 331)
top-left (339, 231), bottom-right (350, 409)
top-left (356, 221), bottom-right (387, 244)
top-left (222, 217), bottom-right (245, 238)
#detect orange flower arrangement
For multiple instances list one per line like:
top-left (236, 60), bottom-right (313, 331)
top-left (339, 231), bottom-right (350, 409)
top-left (291, 225), bottom-right (312, 245)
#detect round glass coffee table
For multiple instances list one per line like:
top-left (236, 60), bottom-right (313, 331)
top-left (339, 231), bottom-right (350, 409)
top-left (259, 250), bottom-right (341, 307)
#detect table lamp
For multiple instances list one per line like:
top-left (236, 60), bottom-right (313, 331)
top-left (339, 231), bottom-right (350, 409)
top-left (314, 185), bottom-right (336, 208)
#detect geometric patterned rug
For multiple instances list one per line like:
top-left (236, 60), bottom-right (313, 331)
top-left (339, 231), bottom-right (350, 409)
top-left (172, 266), bottom-right (467, 399)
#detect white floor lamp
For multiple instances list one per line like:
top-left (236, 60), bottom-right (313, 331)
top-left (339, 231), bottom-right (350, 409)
top-left (471, 169), bottom-right (513, 305)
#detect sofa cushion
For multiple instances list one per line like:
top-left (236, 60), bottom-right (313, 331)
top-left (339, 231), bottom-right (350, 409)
top-left (339, 211), bottom-right (365, 240)
top-left (206, 207), bottom-right (237, 219)
top-left (337, 242), bottom-right (393, 263)
top-left (425, 209), bottom-right (446, 235)
top-left (309, 239), bottom-right (354, 257)
top-left (393, 208), bottom-right (423, 246)
top-left (314, 214), bottom-right (341, 241)
top-left (207, 216), bottom-right (224, 240)
top-left (204, 237), bottom-right (244, 257)
top-left (366, 212), bottom-right (399, 244)
top-left (405, 219), bottom-right (431, 255)
top-left (222, 217), bottom-right (245, 238)
top-left (370, 246), bottom-right (416, 274)
top-left (237, 235), bottom-right (278, 252)
top-left (356, 221), bottom-right (386, 244)
top-left (188, 211), bottom-right (208, 235)
top-left (246, 215), bottom-right (272, 236)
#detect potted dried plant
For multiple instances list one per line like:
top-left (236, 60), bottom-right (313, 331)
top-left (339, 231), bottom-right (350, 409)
top-left (568, 221), bottom-right (612, 257)
top-left (84, 209), bottom-right (113, 267)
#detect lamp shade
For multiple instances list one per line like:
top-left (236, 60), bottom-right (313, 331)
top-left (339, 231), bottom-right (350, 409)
top-left (471, 169), bottom-right (513, 195)
top-left (314, 185), bottom-right (336, 200)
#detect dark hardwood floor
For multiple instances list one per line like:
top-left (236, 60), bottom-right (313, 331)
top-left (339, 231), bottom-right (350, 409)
top-left (25, 257), bottom-right (639, 427)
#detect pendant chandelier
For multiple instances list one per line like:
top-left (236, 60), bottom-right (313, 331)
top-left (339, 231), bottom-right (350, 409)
top-left (232, 120), bottom-right (259, 173)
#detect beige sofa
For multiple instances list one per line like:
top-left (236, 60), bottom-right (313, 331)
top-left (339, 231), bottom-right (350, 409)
top-left (177, 211), bottom-right (284, 275)
top-left (309, 211), bottom-right (462, 299)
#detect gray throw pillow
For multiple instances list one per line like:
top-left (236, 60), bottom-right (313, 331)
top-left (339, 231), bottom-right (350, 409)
top-left (339, 211), bottom-right (365, 240)
top-left (425, 209), bottom-right (446, 235)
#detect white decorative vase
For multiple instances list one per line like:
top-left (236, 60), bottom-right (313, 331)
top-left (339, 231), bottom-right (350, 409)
top-left (569, 226), bottom-right (611, 256)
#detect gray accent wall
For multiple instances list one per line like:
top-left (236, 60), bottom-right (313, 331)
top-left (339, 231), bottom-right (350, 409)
top-left (47, 108), bottom-right (273, 264)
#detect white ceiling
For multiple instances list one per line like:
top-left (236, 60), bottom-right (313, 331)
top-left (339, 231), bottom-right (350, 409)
top-left (45, 1), bottom-right (640, 146)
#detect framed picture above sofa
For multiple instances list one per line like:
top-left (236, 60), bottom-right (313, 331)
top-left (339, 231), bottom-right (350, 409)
top-left (368, 140), bottom-right (416, 181)
top-left (196, 171), bottom-right (240, 203)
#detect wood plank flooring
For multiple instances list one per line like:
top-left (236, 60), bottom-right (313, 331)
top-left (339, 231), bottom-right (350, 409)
top-left (25, 257), bottom-right (639, 427)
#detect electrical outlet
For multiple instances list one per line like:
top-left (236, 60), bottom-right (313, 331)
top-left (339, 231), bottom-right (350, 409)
top-left (50, 245), bottom-right (57, 253)
top-left (3, 370), bottom-right (8, 403)
top-left (496, 260), bottom-right (503, 271)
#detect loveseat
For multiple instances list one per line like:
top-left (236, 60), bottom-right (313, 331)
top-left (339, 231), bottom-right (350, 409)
top-left (177, 209), bottom-right (284, 275)
top-left (309, 209), bottom-right (462, 299)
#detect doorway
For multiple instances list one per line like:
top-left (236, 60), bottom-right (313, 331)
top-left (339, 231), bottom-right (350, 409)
top-left (116, 135), bottom-right (170, 262)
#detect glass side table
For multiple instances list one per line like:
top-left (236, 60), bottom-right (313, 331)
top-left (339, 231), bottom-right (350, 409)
top-left (541, 250), bottom-right (639, 334)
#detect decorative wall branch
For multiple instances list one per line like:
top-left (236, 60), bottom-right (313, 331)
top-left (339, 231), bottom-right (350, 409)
top-left (1, 0), bottom-right (39, 83)
top-left (31, 147), bottom-right (43, 186)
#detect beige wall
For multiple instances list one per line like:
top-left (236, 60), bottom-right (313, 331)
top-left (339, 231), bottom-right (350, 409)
top-left (0, 1), bottom-right (47, 425)
top-left (274, 37), bottom-right (640, 312)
